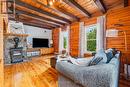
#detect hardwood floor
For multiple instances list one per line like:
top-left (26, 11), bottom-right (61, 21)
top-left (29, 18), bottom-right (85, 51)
top-left (4, 57), bottom-right (58, 87)
top-left (4, 56), bottom-right (130, 87)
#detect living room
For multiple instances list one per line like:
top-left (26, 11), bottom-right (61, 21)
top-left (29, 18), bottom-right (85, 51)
top-left (0, 0), bottom-right (130, 87)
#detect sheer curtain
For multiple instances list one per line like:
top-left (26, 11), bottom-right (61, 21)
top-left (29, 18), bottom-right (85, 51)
top-left (66, 26), bottom-right (70, 53)
top-left (79, 22), bottom-right (85, 57)
top-left (58, 26), bottom-right (70, 53)
top-left (96, 15), bottom-right (106, 51)
top-left (59, 28), bottom-right (64, 53)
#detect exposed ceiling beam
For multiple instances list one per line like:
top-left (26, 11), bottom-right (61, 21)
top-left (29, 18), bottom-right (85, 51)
top-left (20, 15), bottom-right (59, 28)
top-left (9, 18), bottom-right (54, 29)
top-left (53, 5), bottom-right (80, 21)
top-left (15, 9), bottom-right (61, 27)
top-left (19, 15), bottom-right (57, 28)
top-left (63, 0), bottom-right (91, 17)
top-left (94, 0), bottom-right (107, 13)
top-left (15, 0), bottom-right (71, 23)
top-left (15, 8), bottom-right (65, 26)
top-left (23, 23), bottom-right (53, 30)
top-left (124, 0), bottom-right (128, 7)
top-left (32, 0), bottom-right (79, 21)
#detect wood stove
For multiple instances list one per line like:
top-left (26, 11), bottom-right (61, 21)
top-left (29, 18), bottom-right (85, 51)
top-left (10, 47), bottom-right (23, 63)
top-left (10, 37), bottom-right (23, 63)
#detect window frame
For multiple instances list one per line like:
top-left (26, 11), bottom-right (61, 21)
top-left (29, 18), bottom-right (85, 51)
top-left (85, 24), bottom-right (97, 53)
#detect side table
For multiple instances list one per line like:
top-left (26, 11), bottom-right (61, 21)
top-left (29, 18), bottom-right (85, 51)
top-left (50, 57), bottom-right (57, 68)
top-left (126, 57), bottom-right (130, 80)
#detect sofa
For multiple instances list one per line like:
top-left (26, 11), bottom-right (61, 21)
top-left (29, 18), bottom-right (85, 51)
top-left (56, 49), bottom-right (120, 87)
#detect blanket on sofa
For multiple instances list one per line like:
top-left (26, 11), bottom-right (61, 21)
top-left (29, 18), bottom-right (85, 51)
top-left (56, 57), bottom-right (119, 87)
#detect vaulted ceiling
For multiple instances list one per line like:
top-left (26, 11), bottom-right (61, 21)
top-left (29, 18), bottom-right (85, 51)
top-left (9, 0), bottom-right (124, 29)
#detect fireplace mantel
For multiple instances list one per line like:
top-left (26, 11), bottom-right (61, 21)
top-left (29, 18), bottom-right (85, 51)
top-left (4, 33), bottom-right (29, 37)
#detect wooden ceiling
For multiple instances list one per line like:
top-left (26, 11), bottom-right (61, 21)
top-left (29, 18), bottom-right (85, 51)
top-left (9, 0), bottom-right (124, 29)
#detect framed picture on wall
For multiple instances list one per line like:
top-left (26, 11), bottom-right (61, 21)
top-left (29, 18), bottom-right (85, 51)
top-left (8, 21), bottom-right (25, 34)
top-left (1, 1), bottom-right (15, 14)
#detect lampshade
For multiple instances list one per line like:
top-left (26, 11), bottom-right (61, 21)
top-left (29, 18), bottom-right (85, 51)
top-left (50, 40), bottom-right (53, 44)
top-left (106, 29), bottom-right (119, 37)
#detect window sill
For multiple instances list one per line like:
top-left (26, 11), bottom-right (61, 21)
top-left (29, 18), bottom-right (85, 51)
top-left (84, 52), bottom-right (92, 57)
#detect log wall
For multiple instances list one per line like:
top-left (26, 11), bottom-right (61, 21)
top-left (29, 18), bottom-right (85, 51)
top-left (52, 6), bottom-right (130, 63)
top-left (69, 22), bottom-right (80, 57)
top-left (52, 28), bottom-right (60, 53)
top-left (106, 6), bottom-right (130, 71)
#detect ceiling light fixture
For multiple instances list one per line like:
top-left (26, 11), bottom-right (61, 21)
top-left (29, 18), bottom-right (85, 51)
top-left (47, 0), bottom-right (57, 6)
top-left (49, 0), bottom-right (53, 6)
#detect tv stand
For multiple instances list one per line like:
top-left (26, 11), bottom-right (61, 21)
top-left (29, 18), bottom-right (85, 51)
top-left (26, 48), bottom-right (54, 58)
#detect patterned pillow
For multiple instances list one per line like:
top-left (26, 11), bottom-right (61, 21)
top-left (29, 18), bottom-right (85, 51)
top-left (94, 49), bottom-right (108, 64)
top-left (106, 51), bottom-right (113, 63)
top-left (88, 57), bottom-right (103, 66)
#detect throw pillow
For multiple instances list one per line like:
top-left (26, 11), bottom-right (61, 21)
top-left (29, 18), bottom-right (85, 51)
top-left (88, 57), bottom-right (103, 66)
top-left (94, 49), bottom-right (108, 64)
top-left (106, 48), bottom-right (117, 56)
top-left (106, 51), bottom-right (113, 63)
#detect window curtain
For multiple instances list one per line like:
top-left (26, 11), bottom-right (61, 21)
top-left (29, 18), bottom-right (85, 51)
top-left (96, 15), bottom-right (106, 51)
top-left (79, 22), bottom-right (85, 57)
top-left (58, 26), bottom-right (70, 53)
top-left (59, 28), bottom-right (64, 53)
top-left (66, 26), bottom-right (70, 53)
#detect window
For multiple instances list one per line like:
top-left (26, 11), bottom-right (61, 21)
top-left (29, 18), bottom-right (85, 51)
top-left (85, 24), bottom-right (97, 52)
top-left (59, 27), bottom-right (69, 53)
top-left (63, 37), bottom-right (67, 49)
top-left (62, 31), bottom-right (68, 50)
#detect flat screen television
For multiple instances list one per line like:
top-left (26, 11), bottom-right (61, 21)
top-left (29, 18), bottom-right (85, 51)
top-left (33, 38), bottom-right (49, 48)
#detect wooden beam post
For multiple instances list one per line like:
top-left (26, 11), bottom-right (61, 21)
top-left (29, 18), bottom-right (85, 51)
top-left (15, 0), bottom-right (71, 23)
top-left (0, 0), bottom-right (8, 86)
top-left (0, 14), bottom-right (4, 87)
top-left (94, 0), bottom-right (106, 13)
top-left (63, 0), bottom-right (91, 17)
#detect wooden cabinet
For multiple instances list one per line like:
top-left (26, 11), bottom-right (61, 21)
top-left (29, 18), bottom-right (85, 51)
top-left (26, 48), bottom-right (54, 58)
top-left (40, 48), bottom-right (54, 55)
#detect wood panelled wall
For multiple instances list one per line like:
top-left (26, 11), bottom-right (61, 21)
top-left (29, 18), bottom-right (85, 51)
top-left (52, 28), bottom-right (60, 53)
top-left (69, 22), bottom-right (80, 57)
top-left (106, 6), bottom-right (130, 68)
